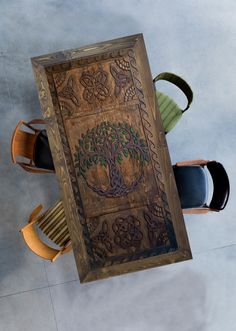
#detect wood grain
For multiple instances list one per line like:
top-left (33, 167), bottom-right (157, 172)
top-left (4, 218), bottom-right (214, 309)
top-left (31, 34), bottom-right (192, 283)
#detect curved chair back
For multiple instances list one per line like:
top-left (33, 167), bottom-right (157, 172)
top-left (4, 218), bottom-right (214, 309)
top-left (153, 72), bottom-right (193, 133)
top-left (20, 201), bottom-right (72, 262)
top-left (11, 120), bottom-right (38, 163)
top-left (38, 201), bottom-right (70, 247)
top-left (207, 161), bottom-right (230, 211)
top-left (11, 119), bottom-right (54, 173)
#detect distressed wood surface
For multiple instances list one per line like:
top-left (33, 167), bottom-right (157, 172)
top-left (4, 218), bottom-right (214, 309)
top-left (31, 34), bottom-right (192, 283)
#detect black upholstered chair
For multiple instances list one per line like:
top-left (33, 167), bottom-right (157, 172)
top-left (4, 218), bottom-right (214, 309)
top-left (173, 159), bottom-right (230, 214)
top-left (34, 129), bottom-right (54, 171)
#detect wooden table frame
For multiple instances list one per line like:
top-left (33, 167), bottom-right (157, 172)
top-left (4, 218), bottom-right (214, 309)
top-left (32, 34), bottom-right (192, 283)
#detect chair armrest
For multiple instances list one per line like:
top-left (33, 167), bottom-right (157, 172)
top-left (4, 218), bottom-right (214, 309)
top-left (29, 204), bottom-right (44, 223)
top-left (176, 159), bottom-right (210, 167)
top-left (11, 120), bottom-right (25, 163)
top-left (25, 119), bottom-right (46, 132)
top-left (28, 119), bottom-right (46, 125)
top-left (19, 162), bottom-right (54, 174)
top-left (62, 242), bottom-right (73, 254)
top-left (182, 207), bottom-right (216, 214)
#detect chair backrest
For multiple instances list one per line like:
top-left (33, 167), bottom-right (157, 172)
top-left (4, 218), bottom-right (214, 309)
top-left (153, 72), bottom-right (193, 133)
top-left (155, 91), bottom-right (183, 133)
top-left (207, 161), bottom-right (230, 210)
top-left (38, 201), bottom-right (70, 248)
top-left (11, 119), bottom-right (54, 173)
top-left (21, 221), bottom-right (62, 262)
top-left (20, 202), bottom-right (71, 262)
top-left (11, 120), bottom-right (38, 163)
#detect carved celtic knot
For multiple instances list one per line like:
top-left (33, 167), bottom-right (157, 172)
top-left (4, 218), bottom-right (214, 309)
top-left (110, 57), bottom-right (136, 102)
top-left (58, 76), bottom-right (80, 107)
top-left (143, 204), bottom-right (167, 247)
top-left (91, 220), bottom-right (113, 260)
top-left (124, 86), bottom-right (136, 102)
top-left (157, 232), bottom-right (169, 246)
top-left (80, 65), bottom-right (109, 104)
top-left (87, 217), bottom-right (99, 234)
top-left (115, 58), bottom-right (130, 71)
top-left (147, 204), bottom-right (165, 220)
top-left (110, 64), bottom-right (131, 97)
top-left (112, 215), bottom-right (143, 249)
top-left (54, 72), bottom-right (67, 88)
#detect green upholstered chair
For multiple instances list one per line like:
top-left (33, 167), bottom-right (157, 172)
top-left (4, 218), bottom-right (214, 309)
top-left (153, 72), bottom-right (193, 134)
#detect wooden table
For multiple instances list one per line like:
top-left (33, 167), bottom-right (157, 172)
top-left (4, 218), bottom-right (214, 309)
top-left (32, 34), bottom-right (192, 283)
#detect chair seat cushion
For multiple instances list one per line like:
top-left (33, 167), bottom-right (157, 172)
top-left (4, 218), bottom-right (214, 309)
top-left (155, 91), bottom-right (182, 133)
top-left (34, 130), bottom-right (55, 171)
top-left (173, 165), bottom-right (208, 209)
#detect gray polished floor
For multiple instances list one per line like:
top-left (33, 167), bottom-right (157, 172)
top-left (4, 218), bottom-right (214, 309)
top-left (0, 1), bottom-right (236, 330)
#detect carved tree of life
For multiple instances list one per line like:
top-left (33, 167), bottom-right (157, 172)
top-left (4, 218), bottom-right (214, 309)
top-left (74, 121), bottom-right (150, 198)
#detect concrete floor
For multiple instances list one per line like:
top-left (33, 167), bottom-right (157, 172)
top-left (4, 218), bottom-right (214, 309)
top-left (0, 1), bottom-right (236, 330)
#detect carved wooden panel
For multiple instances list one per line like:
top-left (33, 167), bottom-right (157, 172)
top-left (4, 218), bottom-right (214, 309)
top-left (32, 34), bottom-right (192, 283)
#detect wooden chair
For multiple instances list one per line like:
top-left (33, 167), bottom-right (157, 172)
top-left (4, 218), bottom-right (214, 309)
top-left (173, 159), bottom-right (230, 214)
top-left (153, 72), bottom-right (193, 134)
top-left (11, 119), bottom-right (55, 173)
top-left (20, 201), bottom-right (72, 262)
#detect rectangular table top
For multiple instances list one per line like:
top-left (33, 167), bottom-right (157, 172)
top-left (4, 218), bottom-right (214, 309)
top-left (32, 34), bottom-right (192, 283)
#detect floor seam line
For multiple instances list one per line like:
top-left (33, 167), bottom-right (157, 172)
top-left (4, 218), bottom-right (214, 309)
top-left (49, 279), bottom-right (78, 288)
top-left (43, 262), bottom-right (59, 331)
top-left (48, 286), bottom-right (60, 331)
top-left (0, 284), bottom-right (50, 300)
top-left (194, 243), bottom-right (236, 255)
